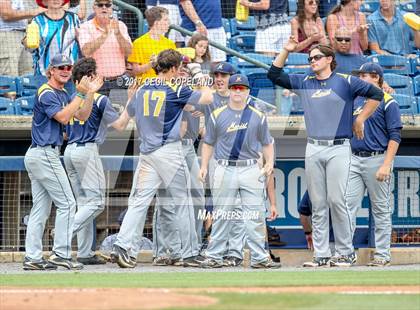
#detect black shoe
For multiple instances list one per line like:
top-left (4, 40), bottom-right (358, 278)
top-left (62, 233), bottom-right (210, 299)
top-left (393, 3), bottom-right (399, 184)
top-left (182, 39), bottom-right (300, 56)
top-left (23, 257), bottom-right (57, 271)
top-left (110, 244), bottom-right (135, 268)
top-left (48, 253), bottom-right (84, 270)
top-left (77, 254), bottom-right (107, 265)
top-left (183, 256), bottom-right (203, 267)
top-left (251, 259), bottom-right (281, 269)
top-left (303, 257), bottom-right (331, 267)
top-left (200, 258), bottom-right (224, 268)
top-left (223, 256), bottom-right (243, 267)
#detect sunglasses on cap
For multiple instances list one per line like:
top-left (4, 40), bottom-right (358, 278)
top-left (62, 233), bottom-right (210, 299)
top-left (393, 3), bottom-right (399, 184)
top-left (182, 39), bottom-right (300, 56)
top-left (308, 54), bottom-right (326, 63)
top-left (96, 3), bottom-right (112, 8)
top-left (335, 37), bottom-right (351, 43)
top-left (55, 65), bottom-right (73, 71)
top-left (230, 85), bottom-right (249, 91)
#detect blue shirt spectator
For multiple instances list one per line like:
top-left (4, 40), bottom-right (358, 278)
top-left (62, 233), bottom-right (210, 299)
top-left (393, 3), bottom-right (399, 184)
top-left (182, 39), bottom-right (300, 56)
top-left (368, 4), bottom-right (420, 55)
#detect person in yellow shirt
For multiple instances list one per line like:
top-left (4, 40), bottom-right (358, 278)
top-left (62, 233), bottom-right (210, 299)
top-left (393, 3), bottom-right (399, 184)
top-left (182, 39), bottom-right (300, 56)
top-left (126, 6), bottom-right (176, 83)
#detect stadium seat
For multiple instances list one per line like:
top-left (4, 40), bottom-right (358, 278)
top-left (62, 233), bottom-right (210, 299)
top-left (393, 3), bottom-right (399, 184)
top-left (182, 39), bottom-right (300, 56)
top-left (15, 95), bottom-right (35, 115)
top-left (392, 94), bottom-right (418, 115)
top-left (230, 16), bottom-right (256, 36)
top-left (418, 97), bottom-right (420, 115)
top-left (383, 73), bottom-right (414, 96)
top-left (16, 75), bottom-right (46, 97)
top-left (229, 34), bottom-right (256, 53)
top-left (230, 54), bottom-right (272, 74)
top-left (222, 18), bottom-right (231, 39)
top-left (284, 53), bottom-right (310, 74)
top-left (413, 75), bottom-right (420, 96)
top-left (248, 71), bottom-right (275, 102)
top-left (360, 1), bottom-right (379, 13)
top-left (0, 97), bottom-right (15, 115)
top-left (367, 55), bottom-right (412, 75)
top-left (0, 76), bottom-right (17, 96)
top-left (288, 0), bottom-right (297, 16)
top-left (400, 1), bottom-right (415, 12)
top-left (410, 56), bottom-right (420, 75)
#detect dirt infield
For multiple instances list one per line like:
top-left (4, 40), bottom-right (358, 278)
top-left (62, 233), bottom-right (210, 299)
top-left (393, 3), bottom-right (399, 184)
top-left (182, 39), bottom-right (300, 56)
top-left (1, 286), bottom-right (419, 310)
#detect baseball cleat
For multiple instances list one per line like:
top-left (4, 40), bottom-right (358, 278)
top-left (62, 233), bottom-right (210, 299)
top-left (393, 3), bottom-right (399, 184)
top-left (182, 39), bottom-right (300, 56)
top-left (153, 256), bottom-right (171, 266)
top-left (251, 259), bottom-right (281, 269)
top-left (367, 258), bottom-right (391, 267)
top-left (48, 253), bottom-right (84, 270)
top-left (223, 256), bottom-right (243, 267)
top-left (199, 258), bottom-right (224, 269)
top-left (23, 257), bottom-right (57, 271)
top-left (303, 257), bottom-right (331, 267)
top-left (330, 252), bottom-right (357, 267)
top-left (183, 255), bottom-right (204, 267)
top-left (110, 244), bottom-right (135, 268)
top-left (77, 254), bottom-right (107, 265)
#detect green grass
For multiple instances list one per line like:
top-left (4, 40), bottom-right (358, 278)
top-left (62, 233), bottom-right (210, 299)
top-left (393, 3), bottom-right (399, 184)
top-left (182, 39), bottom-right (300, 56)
top-left (1, 270), bottom-right (419, 288)
top-left (171, 293), bottom-right (420, 310)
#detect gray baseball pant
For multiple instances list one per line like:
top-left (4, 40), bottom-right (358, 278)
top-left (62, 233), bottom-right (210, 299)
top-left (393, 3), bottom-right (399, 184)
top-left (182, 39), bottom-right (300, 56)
top-left (347, 154), bottom-right (392, 261)
top-left (64, 142), bottom-right (106, 258)
top-left (305, 140), bottom-right (354, 258)
top-left (24, 146), bottom-right (76, 260)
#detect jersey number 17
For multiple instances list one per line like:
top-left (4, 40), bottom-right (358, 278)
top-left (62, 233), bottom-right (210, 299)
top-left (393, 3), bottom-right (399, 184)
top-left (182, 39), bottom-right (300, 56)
top-left (143, 90), bottom-right (166, 117)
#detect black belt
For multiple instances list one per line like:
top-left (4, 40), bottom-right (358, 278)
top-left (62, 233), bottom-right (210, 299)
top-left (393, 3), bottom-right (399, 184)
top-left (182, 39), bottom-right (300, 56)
top-left (217, 159), bottom-right (257, 167)
top-left (30, 144), bottom-right (57, 149)
top-left (182, 139), bottom-right (194, 146)
top-left (74, 142), bottom-right (95, 147)
top-left (308, 138), bottom-right (347, 146)
top-left (353, 151), bottom-right (385, 157)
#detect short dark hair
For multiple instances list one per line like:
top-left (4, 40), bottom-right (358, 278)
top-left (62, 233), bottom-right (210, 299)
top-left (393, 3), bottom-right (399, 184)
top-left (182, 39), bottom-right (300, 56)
top-left (152, 49), bottom-right (182, 74)
top-left (309, 44), bottom-right (337, 71)
top-left (145, 6), bottom-right (168, 28)
top-left (72, 57), bottom-right (97, 84)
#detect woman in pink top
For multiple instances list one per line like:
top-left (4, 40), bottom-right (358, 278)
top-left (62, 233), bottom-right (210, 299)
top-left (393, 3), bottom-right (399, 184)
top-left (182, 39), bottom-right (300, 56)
top-left (290, 0), bottom-right (328, 53)
top-left (326, 0), bottom-right (369, 55)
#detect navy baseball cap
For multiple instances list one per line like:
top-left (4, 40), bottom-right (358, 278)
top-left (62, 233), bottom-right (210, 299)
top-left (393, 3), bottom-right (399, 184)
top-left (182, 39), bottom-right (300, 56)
top-left (228, 74), bottom-right (250, 88)
top-left (50, 54), bottom-right (72, 67)
top-left (211, 62), bottom-right (236, 75)
top-left (352, 62), bottom-right (384, 78)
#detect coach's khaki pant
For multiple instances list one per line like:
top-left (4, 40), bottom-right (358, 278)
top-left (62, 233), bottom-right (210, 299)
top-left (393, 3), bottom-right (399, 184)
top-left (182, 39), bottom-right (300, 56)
top-left (0, 31), bottom-right (33, 76)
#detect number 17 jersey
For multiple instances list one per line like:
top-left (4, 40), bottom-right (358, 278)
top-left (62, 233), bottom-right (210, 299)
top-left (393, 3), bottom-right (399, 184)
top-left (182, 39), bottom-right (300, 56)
top-left (127, 80), bottom-right (201, 154)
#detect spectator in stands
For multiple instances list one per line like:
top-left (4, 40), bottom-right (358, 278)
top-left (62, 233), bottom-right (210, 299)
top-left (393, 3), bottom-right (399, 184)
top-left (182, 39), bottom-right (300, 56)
top-left (334, 27), bottom-right (366, 74)
top-left (65, 0), bottom-right (87, 20)
top-left (368, 0), bottom-right (420, 57)
top-left (0, 0), bottom-right (44, 76)
top-left (188, 33), bottom-right (211, 74)
top-left (318, 0), bottom-right (337, 17)
top-left (290, 0), bottom-right (328, 53)
top-left (239, 0), bottom-right (290, 56)
top-left (179, 0), bottom-right (227, 62)
top-left (78, 0), bottom-right (132, 96)
top-left (146, 0), bottom-right (183, 46)
top-left (26, 0), bottom-right (80, 94)
top-left (326, 0), bottom-right (369, 55)
top-left (127, 6), bottom-right (175, 83)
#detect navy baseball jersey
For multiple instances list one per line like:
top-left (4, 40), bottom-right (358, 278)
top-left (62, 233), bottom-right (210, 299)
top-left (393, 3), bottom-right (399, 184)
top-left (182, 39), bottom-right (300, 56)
top-left (31, 83), bottom-right (71, 147)
top-left (66, 93), bottom-right (119, 145)
top-left (288, 73), bottom-right (374, 139)
top-left (127, 81), bottom-right (201, 154)
top-left (182, 110), bottom-right (200, 140)
top-left (204, 104), bottom-right (272, 160)
top-left (351, 93), bottom-right (402, 153)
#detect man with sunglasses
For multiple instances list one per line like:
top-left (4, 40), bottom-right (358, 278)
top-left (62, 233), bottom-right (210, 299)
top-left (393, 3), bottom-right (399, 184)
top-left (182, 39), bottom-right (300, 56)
top-left (268, 38), bottom-right (383, 267)
top-left (64, 57), bottom-right (133, 265)
top-left (333, 27), bottom-right (367, 75)
top-left (348, 63), bottom-right (402, 267)
top-left (23, 54), bottom-right (102, 271)
top-left (78, 0), bottom-right (132, 96)
top-left (199, 74), bottom-right (281, 269)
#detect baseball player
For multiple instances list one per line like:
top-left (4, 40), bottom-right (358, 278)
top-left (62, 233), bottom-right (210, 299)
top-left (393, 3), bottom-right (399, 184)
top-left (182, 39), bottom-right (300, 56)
top-left (199, 74), bottom-right (281, 269)
top-left (23, 54), bottom-right (100, 271)
top-left (268, 38), bottom-right (384, 267)
top-left (64, 57), bottom-right (132, 265)
top-left (110, 49), bottom-right (213, 268)
top-left (348, 63), bottom-right (402, 267)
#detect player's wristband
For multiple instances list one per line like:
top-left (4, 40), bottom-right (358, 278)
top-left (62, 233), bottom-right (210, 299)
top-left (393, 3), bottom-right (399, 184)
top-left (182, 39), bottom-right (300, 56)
top-left (76, 92), bottom-right (86, 100)
top-left (304, 231), bottom-right (312, 235)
